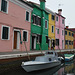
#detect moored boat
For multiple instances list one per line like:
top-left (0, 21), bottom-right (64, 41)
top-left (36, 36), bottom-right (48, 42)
top-left (21, 51), bottom-right (61, 72)
top-left (64, 54), bottom-right (74, 61)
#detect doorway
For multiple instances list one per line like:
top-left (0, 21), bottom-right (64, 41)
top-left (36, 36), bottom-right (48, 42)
top-left (13, 30), bottom-right (20, 49)
top-left (32, 36), bottom-right (36, 50)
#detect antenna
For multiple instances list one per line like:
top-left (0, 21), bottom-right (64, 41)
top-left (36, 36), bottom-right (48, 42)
top-left (58, 4), bottom-right (64, 9)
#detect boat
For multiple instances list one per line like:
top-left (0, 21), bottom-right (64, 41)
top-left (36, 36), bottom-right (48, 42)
top-left (64, 54), bottom-right (74, 61)
top-left (21, 51), bottom-right (61, 72)
top-left (58, 56), bottom-right (64, 63)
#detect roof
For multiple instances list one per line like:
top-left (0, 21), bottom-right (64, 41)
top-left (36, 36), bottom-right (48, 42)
top-left (45, 8), bottom-right (55, 15)
top-left (19, 0), bottom-right (33, 8)
top-left (55, 13), bottom-right (66, 19)
top-left (65, 28), bottom-right (75, 33)
top-left (27, 1), bottom-right (49, 14)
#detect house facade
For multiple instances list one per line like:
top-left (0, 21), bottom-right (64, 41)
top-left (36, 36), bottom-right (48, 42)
top-left (29, 0), bottom-right (49, 50)
top-left (69, 28), bottom-right (75, 49)
top-left (0, 0), bottom-right (33, 52)
top-left (55, 9), bottom-right (65, 50)
top-left (65, 27), bottom-right (75, 49)
top-left (46, 9), bottom-right (55, 49)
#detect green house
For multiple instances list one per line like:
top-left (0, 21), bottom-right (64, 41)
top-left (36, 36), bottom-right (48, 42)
top-left (29, 0), bottom-right (49, 50)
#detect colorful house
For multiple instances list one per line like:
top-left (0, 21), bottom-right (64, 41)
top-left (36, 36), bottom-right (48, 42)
top-left (65, 26), bottom-right (74, 49)
top-left (46, 9), bottom-right (55, 49)
top-left (55, 9), bottom-right (65, 50)
top-left (0, 0), bottom-right (33, 52)
top-left (28, 0), bottom-right (49, 50)
top-left (69, 28), bottom-right (75, 49)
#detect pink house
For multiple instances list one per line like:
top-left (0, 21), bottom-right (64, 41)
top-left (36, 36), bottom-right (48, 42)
top-left (55, 9), bottom-right (65, 49)
top-left (0, 0), bottom-right (33, 52)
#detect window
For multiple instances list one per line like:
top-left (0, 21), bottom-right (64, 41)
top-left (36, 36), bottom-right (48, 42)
top-left (37, 35), bottom-right (42, 43)
top-left (65, 40), bottom-right (68, 45)
top-left (38, 17), bottom-right (41, 26)
top-left (56, 16), bottom-right (58, 21)
top-left (65, 31), bottom-right (67, 35)
top-left (69, 32), bottom-right (71, 36)
top-left (32, 15), bottom-right (36, 24)
top-left (23, 31), bottom-right (28, 42)
top-left (56, 39), bottom-right (59, 46)
top-left (49, 58), bottom-right (51, 61)
top-left (2, 25), bottom-right (10, 40)
top-left (72, 33), bottom-right (74, 36)
top-left (45, 20), bottom-right (48, 29)
top-left (52, 26), bottom-right (54, 33)
top-left (32, 15), bottom-right (41, 26)
top-left (62, 19), bottom-right (64, 24)
top-left (72, 41), bottom-right (73, 45)
top-left (1, 0), bottom-right (8, 13)
top-left (69, 41), bottom-right (71, 45)
top-left (57, 29), bottom-right (59, 34)
top-left (62, 30), bottom-right (64, 35)
top-left (46, 36), bottom-right (48, 43)
top-left (52, 15), bottom-right (55, 20)
top-left (26, 11), bottom-right (30, 21)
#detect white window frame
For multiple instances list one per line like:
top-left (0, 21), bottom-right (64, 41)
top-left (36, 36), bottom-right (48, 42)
top-left (25, 10), bottom-right (30, 22)
top-left (52, 25), bottom-right (54, 33)
top-left (1, 25), bottom-right (10, 40)
top-left (0, 0), bottom-right (9, 14)
top-left (45, 20), bottom-right (48, 29)
top-left (23, 30), bottom-right (28, 42)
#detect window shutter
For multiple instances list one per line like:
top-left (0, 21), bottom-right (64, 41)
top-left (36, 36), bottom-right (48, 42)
top-left (26, 12), bottom-right (29, 21)
top-left (1, 0), bottom-right (5, 11)
top-left (23, 31), bottom-right (27, 41)
top-left (4, 1), bottom-right (7, 12)
top-left (2, 27), bottom-right (8, 39)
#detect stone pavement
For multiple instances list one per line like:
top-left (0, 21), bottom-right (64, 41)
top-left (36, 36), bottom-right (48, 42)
top-left (0, 49), bottom-right (75, 60)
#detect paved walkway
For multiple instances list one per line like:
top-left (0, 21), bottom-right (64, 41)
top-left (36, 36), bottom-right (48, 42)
top-left (0, 49), bottom-right (75, 59)
top-left (0, 51), bottom-right (44, 59)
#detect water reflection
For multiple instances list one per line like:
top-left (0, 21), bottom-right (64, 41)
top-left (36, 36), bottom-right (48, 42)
top-left (64, 60), bottom-right (75, 74)
top-left (1, 60), bottom-right (75, 75)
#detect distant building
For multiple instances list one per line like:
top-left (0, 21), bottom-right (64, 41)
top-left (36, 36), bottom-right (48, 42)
top-left (28, 0), bottom-right (49, 50)
top-left (0, 0), bottom-right (33, 52)
top-left (65, 27), bottom-right (75, 49)
top-left (55, 9), bottom-right (65, 50)
top-left (65, 26), bottom-right (75, 49)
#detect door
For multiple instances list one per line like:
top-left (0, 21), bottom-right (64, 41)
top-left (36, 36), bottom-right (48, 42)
top-left (32, 36), bottom-right (36, 50)
top-left (14, 31), bottom-right (17, 49)
top-left (13, 31), bottom-right (20, 49)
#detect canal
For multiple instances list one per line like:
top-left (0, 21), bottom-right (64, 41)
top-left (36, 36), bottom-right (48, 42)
top-left (1, 59), bottom-right (75, 75)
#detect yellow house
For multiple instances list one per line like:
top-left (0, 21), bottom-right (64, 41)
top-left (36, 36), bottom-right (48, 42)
top-left (46, 9), bottom-right (55, 49)
top-left (65, 27), bottom-right (74, 49)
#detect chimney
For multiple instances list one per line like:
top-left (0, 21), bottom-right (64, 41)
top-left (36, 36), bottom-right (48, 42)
top-left (58, 9), bottom-right (62, 15)
top-left (66, 26), bottom-right (69, 29)
top-left (39, 0), bottom-right (46, 10)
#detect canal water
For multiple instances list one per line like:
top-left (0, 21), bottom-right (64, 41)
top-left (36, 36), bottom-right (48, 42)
top-left (1, 59), bottom-right (75, 75)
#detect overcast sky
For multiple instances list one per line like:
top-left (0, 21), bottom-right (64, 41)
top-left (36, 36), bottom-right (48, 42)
top-left (27, 0), bottom-right (75, 28)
